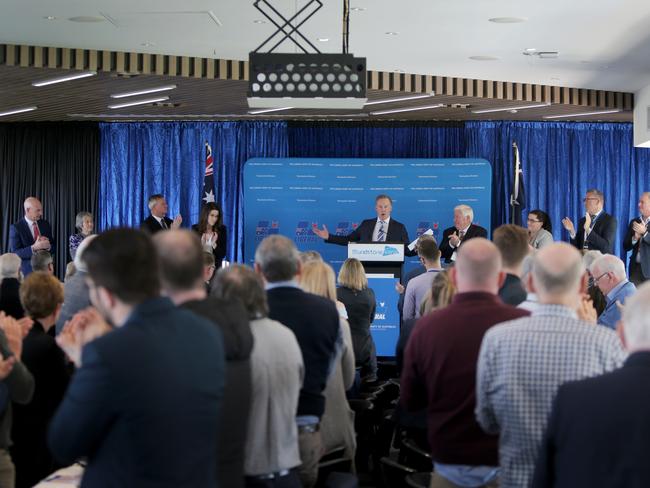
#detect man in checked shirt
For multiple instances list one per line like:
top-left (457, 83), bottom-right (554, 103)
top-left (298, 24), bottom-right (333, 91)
top-left (475, 242), bottom-right (627, 488)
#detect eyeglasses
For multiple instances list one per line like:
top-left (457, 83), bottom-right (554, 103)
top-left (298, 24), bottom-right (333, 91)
top-left (583, 197), bottom-right (600, 203)
top-left (592, 272), bottom-right (610, 284)
top-left (527, 218), bottom-right (542, 223)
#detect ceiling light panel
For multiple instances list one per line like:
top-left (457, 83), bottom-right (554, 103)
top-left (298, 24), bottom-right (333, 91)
top-left (110, 85), bottom-right (177, 98)
top-left (32, 71), bottom-right (97, 87)
top-left (108, 96), bottom-right (170, 109)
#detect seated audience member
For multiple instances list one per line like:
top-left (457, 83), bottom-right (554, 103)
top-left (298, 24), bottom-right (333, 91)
top-left (590, 254), bottom-right (637, 330)
top-left (403, 239), bottom-right (442, 320)
top-left (30, 251), bottom-right (54, 275)
top-left (12, 272), bottom-right (69, 488)
top-left (337, 258), bottom-right (377, 382)
top-left (48, 228), bottom-right (225, 488)
top-left (55, 235), bottom-right (97, 335)
top-left (68, 211), bottom-right (94, 260)
top-left (213, 264), bottom-right (304, 488)
top-left (493, 224), bottom-right (530, 306)
top-left (192, 203), bottom-right (228, 269)
top-left (300, 261), bottom-right (356, 463)
top-left (154, 230), bottom-right (252, 488)
top-left (402, 239), bottom-right (529, 488)
top-left (527, 210), bottom-right (553, 250)
top-left (256, 235), bottom-right (340, 488)
top-left (0, 254), bottom-right (24, 319)
top-left (583, 250), bottom-right (607, 316)
top-left (476, 242), bottom-right (627, 488)
top-left (439, 205), bottom-right (488, 264)
top-left (141, 194), bottom-right (182, 234)
top-left (203, 251), bottom-right (217, 292)
top-left (533, 282), bottom-right (650, 488)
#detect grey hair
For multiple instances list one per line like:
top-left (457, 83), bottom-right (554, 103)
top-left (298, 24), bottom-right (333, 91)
top-left (454, 204), bottom-right (474, 221)
top-left (254, 235), bottom-right (300, 282)
top-left (74, 234), bottom-right (98, 273)
top-left (212, 264), bottom-right (268, 319)
top-left (147, 194), bottom-right (164, 211)
top-left (590, 254), bottom-right (627, 281)
top-left (30, 251), bottom-right (53, 272)
top-left (622, 282), bottom-right (650, 348)
top-left (75, 211), bottom-right (93, 232)
top-left (582, 250), bottom-right (603, 271)
top-left (0, 254), bottom-right (21, 279)
top-left (586, 189), bottom-right (604, 201)
top-left (532, 252), bottom-right (585, 295)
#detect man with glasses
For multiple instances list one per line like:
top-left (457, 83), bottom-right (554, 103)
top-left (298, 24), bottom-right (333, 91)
top-left (589, 254), bottom-right (636, 330)
top-left (561, 189), bottom-right (617, 254)
top-left (623, 192), bottom-right (650, 285)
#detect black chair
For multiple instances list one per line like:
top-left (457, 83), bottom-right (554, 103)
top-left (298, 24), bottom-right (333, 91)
top-left (406, 472), bottom-right (432, 488)
top-left (379, 456), bottom-right (416, 487)
top-left (399, 437), bottom-right (433, 472)
top-left (371, 413), bottom-right (397, 488)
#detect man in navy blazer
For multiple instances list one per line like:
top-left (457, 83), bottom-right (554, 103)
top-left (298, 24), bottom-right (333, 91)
top-left (312, 194), bottom-right (416, 256)
top-left (439, 205), bottom-right (488, 263)
top-left (589, 254), bottom-right (636, 330)
top-left (140, 194), bottom-right (183, 234)
top-left (531, 283), bottom-right (650, 488)
top-left (623, 192), bottom-right (650, 285)
top-left (48, 228), bottom-right (225, 488)
top-left (562, 189), bottom-right (617, 254)
top-left (9, 197), bottom-right (55, 276)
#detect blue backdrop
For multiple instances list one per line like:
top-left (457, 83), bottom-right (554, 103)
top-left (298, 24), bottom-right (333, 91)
top-left (100, 121), bottom-right (650, 261)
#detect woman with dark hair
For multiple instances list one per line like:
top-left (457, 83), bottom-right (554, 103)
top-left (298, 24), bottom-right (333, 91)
top-left (68, 211), bottom-right (94, 260)
top-left (192, 203), bottom-right (227, 269)
top-left (527, 209), bottom-right (553, 249)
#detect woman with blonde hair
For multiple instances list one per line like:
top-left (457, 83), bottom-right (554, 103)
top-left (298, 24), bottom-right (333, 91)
top-left (337, 258), bottom-right (377, 382)
top-left (300, 261), bottom-right (357, 464)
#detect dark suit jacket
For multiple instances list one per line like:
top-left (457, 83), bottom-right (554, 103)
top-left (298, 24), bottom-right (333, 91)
top-left (267, 286), bottom-right (340, 419)
top-left (532, 352), bottom-right (650, 488)
top-left (623, 217), bottom-right (650, 279)
top-left (326, 218), bottom-right (416, 256)
top-left (570, 212), bottom-right (617, 254)
top-left (9, 218), bottom-right (55, 276)
top-left (191, 224), bottom-right (228, 267)
top-left (498, 273), bottom-right (527, 306)
top-left (48, 297), bottom-right (225, 488)
top-left (140, 215), bottom-right (173, 234)
top-left (439, 224), bottom-right (488, 263)
top-left (0, 278), bottom-right (24, 319)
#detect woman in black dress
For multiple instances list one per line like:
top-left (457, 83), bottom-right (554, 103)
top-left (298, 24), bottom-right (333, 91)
top-left (192, 203), bottom-right (227, 269)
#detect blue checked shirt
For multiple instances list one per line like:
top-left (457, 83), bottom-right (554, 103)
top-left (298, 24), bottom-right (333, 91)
top-left (475, 304), bottom-right (626, 488)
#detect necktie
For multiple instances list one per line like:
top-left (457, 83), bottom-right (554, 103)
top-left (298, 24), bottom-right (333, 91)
top-left (459, 230), bottom-right (466, 240)
top-left (377, 221), bottom-right (386, 242)
top-left (32, 222), bottom-right (40, 242)
top-left (160, 219), bottom-right (168, 230)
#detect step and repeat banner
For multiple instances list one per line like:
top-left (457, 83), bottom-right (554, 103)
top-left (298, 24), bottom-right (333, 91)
top-left (242, 158), bottom-right (493, 356)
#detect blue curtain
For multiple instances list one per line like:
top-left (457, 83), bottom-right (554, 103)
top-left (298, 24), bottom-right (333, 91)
top-left (99, 121), bottom-right (288, 262)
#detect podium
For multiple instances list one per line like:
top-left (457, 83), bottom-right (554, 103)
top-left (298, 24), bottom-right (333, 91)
top-left (347, 242), bottom-right (405, 280)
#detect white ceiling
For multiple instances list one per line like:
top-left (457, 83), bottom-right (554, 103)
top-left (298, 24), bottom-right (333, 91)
top-left (2, 0), bottom-right (650, 93)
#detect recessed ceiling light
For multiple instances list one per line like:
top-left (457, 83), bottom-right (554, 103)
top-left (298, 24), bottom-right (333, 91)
top-left (0, 106), bottom-right (37, 117)
top-left (469, 56), bottom-right (499, 61)
top-left (108, 96), bottom-right (170, 109)
top-left (472, 102), bottom-right (550, 114)
top-left (32, 71), bottom-right (97, 87)
top-left (253, 19), bottom-right (267, 24)
top-left (489, 17), bottom-right (527, 23)
top-left (43, 16), bottom-right (57, 20)
top-left (365, 92), bottom-right (435, 106)
top-left (544, 109), bottom-right (621, 119)
top-left (385, 31), bottom-right (399, 36)
top-left (110, 85), bottom-right (177, 99)
top-left (351, 7), bottom-right (366, 11)
top-left (317, 38), bottom-right (329, 42)
top-left (68, 16), bottom-right (105, 23)
top-left (370, 103), bottom-right (445, 116)
top-left (248, 107), bottom-right (294, 115)
top-left (524, 48), bottom-right (537, 52)
top-left (141, 42), bottom-right (156, 47)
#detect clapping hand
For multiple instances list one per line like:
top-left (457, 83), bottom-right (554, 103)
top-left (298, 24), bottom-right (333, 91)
top-left (0, 354), bottom-right (16, 380)
top-left (577, 294), bottom-right (597, 324)
top-left (57, 307), bottom-right (112, 367)
top-left (312, 224), bottom-right (330, 240)
top-left (583, 213), bottom-right (592, 234)
top-left (561, 217), bottom-right (575, 235)
top-left (0, 313), bottom-right (25, 360)
top-left (171, 215), bottom-right (183, 230)
top-left (632, 221), bottom-right (647, 239)
top-left (449, 231), bottom-right (461, 247)
top-left (33, 236), bottom-right (51, 251)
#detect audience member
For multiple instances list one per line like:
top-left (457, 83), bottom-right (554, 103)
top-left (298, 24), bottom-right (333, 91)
top-left (300, 260), bottom-right (356, 463)
top-left (623, 192), bottom-right (650, 285)
top-left (192, 202), bottom-right (228, 269)
top-left (154, 230), bottom-right (252, 488)
top-left (68, 211), bottom-right (94, 260)
top-left (476, 242), bottom-right (627, 488)
top-left (583, 250), bottom-right (607, 316)
top-left (30, 251), bottom-right (54, 275)
top-left (533, 282), bottom-right (650, 488)
top-left (403, 239), bottom-right (442, 320)
top-left (493, 224), bottom-right (529, 306)
top-left (337, 258), bottom-right (377, 382)
top-left (396, 234), bottom-right (434, 316)
top-left (213, 264), bottom-right (304, 488)
top-left (402, 239), bottom-right (528, 488)
top-left (527, 210), bottom-right (553, 249)
top-left (299, 250), bottom-right (323, 265)
top-left (440, 205), bottom-right (488, 264)
top-left (64, 262), bottom-right (76, 281)
top-left (562, 189), bottom-right (617, 254)
top-left (141, 194), bottom-right (182, 233)
top-left (48, 228), bottom-right (225, 487)
top-left (12, 272), bottom-right (69, 488)
top-left (589, 254), bottom-right (636, 330)
top-left (9, 197), bottom-right (55, 276)
top-left (256, 235), bottom-right (340, 488)
top-left (0, 254), bottom-right (24, 320)
top-left (203, 251), bottom-right (217, 292)
top-left (518, 255), bottom-right (539, 312)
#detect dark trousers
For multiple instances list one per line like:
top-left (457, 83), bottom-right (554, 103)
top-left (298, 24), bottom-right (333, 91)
top-left (245, 469), bottom-right (302, 488)
top-left (630, 261), bottom-right (648, 287)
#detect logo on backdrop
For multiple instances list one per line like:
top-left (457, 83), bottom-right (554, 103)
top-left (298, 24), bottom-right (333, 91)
top-left (383, 246), bottom-right (400, 257)
top-left (335, 221), bottom-right (359, 236)
top-left (295, 221), bottom-right (318, 243)
top-left (255, 220), bottom-right (280, 241)
top-left (374, 299), bottom-right (387, 320)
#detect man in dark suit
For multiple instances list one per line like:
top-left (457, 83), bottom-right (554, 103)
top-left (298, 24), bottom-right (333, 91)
top-left (312, 194), bottom-right (416, 256)
top-left (532, 283), bottom-right (650, 488)
top-left (9, 197), bottom-right (55, 276)
top-left (493, 224), bottom-right (529, 306)
top-left (623, 192), bottom-right (650, 285)
top-left (140, 194), bottom-right (182, 234)
top-left (255, 235), bottom-right (340, 488)
top-left (48, 228), bottom-right (226, 488)
top-left (439, 204), bottom-right (488, 264)
top-left (562, 188), bottom-right (617, 254)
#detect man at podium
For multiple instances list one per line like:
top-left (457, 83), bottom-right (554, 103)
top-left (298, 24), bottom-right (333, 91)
top-left (312, 194), bottom-right (416, 256)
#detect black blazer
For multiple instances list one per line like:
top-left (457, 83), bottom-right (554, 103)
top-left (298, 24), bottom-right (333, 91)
top-left (191, 223), bottom-right (228, 267)
top-left (623, 217), bottom-right (650, 279)
top-left (326, 218), bottom-right (416, 256)
top-left (533, 352), bottom-right (650, 488)
top-left (9, 218), bottom-right (55, 275)
top-left (0, 278), bottom-right (24, 319)
top-left (140, 215), bottom-right (173, 234)
top-left (337, 287), bottom-right (376, 365)
top-left (569, 212), bottom-right (617, 254)
top-left (439, 224), bottom-right (488, 263)
top-left (498, 273), bottom-right (527, 307)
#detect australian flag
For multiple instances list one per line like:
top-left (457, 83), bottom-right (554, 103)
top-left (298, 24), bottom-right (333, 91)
top-left (202, 141), bottom-right (216, 204)
top-left (510, 141), bottom-right (526, 226)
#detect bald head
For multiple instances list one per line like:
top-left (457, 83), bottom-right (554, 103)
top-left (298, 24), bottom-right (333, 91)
top-left (153, 229), bottom-right (204, 293)
top-left (532, 242), bottom-right (585, 301)
top-left (24, 197), bottom-right (43, 221)
top-left (453, 238), bottom-right (502, 293)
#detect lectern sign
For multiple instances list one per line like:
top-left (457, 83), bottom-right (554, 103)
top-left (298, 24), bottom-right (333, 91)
top-left (347, 243), bottom-right (405, 262)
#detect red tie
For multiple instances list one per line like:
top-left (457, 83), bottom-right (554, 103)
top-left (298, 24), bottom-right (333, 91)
top-left (32, 222), bottom-right (40, 242)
